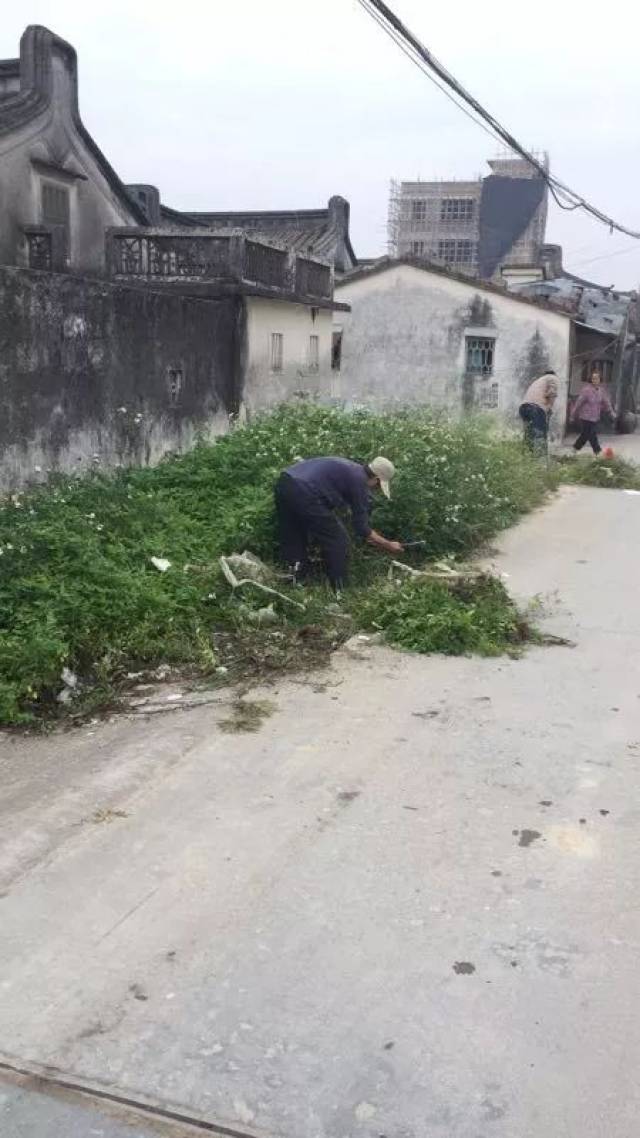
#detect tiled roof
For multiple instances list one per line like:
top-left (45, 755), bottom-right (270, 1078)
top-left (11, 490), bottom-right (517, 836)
top-left (159, 200), bottom-right (356, 270)
top-left (513, 277), bottom-right (632, 336)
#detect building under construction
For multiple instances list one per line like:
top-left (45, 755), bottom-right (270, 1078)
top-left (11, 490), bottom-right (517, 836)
top-left (388, 154), bottom-right (549, 283)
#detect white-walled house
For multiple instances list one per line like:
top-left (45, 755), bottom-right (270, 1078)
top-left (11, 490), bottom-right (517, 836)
top-left (243, 297), bottom-right (341, 413)
top-left (333, 258), bottom-right (572, 431)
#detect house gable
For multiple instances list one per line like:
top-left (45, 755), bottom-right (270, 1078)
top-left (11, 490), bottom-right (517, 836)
top-left (0, 25), bottom-right (146, 273)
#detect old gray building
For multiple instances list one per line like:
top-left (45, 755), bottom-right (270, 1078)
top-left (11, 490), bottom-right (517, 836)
top-left (0, 27), bottom-right (357, 279)
top-left (0, 26), bottom-right (146, 275)
top-left (389, 155), bottom-right (549, 283)
top-left (0, 25), bottom-right (350, 490)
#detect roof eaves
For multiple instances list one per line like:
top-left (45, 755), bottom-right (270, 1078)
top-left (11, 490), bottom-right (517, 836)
top-left (336, 256), bottom-right (573, 319)
top-left (186, 208), bottom-right (330, 224)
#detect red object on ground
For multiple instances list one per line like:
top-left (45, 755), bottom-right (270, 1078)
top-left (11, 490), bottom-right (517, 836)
top-left (603, 447), bottom-right (614, 459)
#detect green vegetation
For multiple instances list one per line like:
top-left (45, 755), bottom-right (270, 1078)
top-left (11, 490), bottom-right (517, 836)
top-left (352, 574), bottom-right (532, 657)
top-left (0, 405), bottom-right (555, 726)
top-left (555, 453), bottom-right (640, 490)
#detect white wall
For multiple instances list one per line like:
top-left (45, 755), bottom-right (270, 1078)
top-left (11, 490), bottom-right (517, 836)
top-left (334, 264), bottom-right (571, 432)
top-left (243, 297), bottom-right (334, 413)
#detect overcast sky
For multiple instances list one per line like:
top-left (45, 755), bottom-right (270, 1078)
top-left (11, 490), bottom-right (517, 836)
top-left (4, 1), bottom-right (640, 288)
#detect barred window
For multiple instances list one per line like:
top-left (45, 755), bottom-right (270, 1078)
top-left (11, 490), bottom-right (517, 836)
top-left (440, 198), bottom-right (474, 222)
top-left (466, 336), bottom-right (495, 376)
top-left (479, 382), bottom-right (499, 408)
top-left (270, 332), bottom-right (284, 373)
top-left (410, 240), bottom-right (425, 255)
top-left (411, 199), bottom-right (427, 223)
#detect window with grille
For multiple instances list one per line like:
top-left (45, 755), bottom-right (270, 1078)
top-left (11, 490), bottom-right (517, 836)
top-left (308, 335), bottom-right (319, 372)
top-left (41, 181), bottom-right (70, 269)
top-left (410, 240), bottom-right (425, 256)
top-left (466, 336), bottom-right (495, 376)
top-left (479, 382), bottom-right (499, 408)
top-left (270, 332), bottom-right (284, 373)
top-left (440, 198), bottom-right (474, 222)
top-left (438, 239), bottom-right (474, 265)
top-left (411, 199), bottom-right (427, 223)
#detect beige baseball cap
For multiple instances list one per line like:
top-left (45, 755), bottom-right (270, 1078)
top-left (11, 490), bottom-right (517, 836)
top-left (368, 455), bottom-right (396, 500)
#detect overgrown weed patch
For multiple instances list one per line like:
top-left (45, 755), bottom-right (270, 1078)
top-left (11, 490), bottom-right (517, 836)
top-left (0, 405), bottom-right (554, 725)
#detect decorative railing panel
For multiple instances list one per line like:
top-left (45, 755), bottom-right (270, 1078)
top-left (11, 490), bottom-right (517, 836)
top-left (25, 229), bottom-right (52, 271)
top-left (111, 234), bottom-right (232, 280)
top-left (148, 236), bottom-right (231, 278)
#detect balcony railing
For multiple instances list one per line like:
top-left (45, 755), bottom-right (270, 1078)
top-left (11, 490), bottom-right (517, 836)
top-left (111, 234), bottom-right (232, 280)
top-left (107, 230), bottom-right (333, 300)
top-left (295, 256), bottom-right (332, 299)
top-left (244, 240), bottom-right (288, 289)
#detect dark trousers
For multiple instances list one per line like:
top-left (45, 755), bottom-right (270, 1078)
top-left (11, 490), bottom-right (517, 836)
top-left (519, 402), bottom-right (548, 452)
top-left (573, 420), bottom-right (601, 455)
top-left (274, 473), bottom-right (349, 588)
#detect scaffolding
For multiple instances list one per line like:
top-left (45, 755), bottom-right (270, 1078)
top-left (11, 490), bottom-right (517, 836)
top-left (387, 151), bottom-right (550, 277)
top-left (387, 178), bottom-right (401, 256)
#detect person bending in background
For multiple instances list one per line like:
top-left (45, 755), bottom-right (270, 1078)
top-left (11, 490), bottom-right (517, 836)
top-left (572, 369), bottom-right (616, 456)
top-left (274, 455), bottom-right (404, 593)
top-left (519, 370), bottom-right (559, 454)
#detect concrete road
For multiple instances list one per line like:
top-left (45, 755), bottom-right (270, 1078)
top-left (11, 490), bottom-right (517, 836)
top-left (1, 486), bottom-right (639, 1138)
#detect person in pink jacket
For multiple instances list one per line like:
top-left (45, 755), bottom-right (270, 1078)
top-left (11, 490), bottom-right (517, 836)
top-left (572, 369), bottom-right (616, 455)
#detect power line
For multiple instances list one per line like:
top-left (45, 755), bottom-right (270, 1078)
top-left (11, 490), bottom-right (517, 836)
top-left (354, 0), bottom-right (510, 154)
top-left (355, 0), bottom-right (578, 216)
top-left (571, 245), bottom-right (640, 268)
top-left (356, 0), bottom-right (640, 239)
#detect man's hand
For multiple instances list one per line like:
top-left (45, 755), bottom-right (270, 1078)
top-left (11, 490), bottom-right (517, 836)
top-left (367, 530), bottom-right (404, 556)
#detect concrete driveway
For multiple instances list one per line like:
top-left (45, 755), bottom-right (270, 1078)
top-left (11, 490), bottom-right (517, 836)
top-left (1, 486), bottom-right (639, 1138)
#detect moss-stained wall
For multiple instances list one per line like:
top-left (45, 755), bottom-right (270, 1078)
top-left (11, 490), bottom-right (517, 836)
top-left (0, 267), bottom-right (242, 490)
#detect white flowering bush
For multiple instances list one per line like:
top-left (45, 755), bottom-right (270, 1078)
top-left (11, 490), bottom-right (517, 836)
top-left (0, 404), bottom-right (551, 724)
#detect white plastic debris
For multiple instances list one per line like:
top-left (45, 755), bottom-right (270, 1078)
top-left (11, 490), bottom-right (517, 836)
top-left (61, 666), bottom-right (78, 689)
top-left (150, 557), bottom-right (171, 572)
top-left (56, 687), bottom-right (74, 704)
top-left (215, 666), bottom-right (228, 675)
top-left (247, 603), bottom-right (278, 626)
top-left (219, 552), bottom-right (305, 610)
top-left (223, 551), bottom-right (273, 584)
